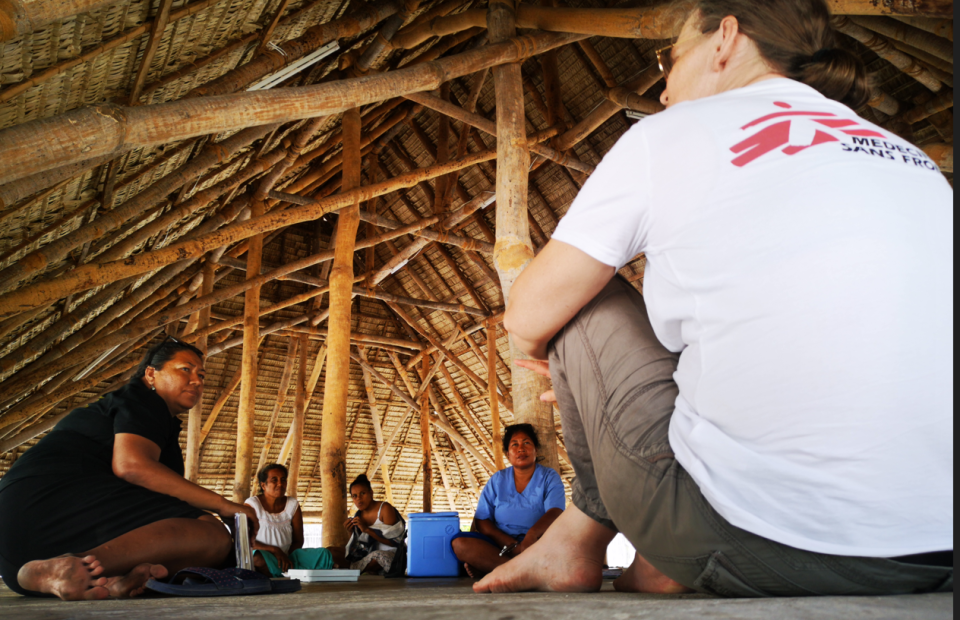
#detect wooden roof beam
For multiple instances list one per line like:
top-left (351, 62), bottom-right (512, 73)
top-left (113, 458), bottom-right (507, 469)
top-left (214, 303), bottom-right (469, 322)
top-left (0, 149), bottom-right (500, 318)
top-left (0, 30), bottom-right (587, 183)
top-left (834, 16), bottom-right (943, 92)
top-left (0, 124), bottom-right (278, 295)
top-left (554, 63), bottom-right (664, 152)
top-left (189, 0), bottom-right (402, 98)
top-left (404, 90), bottom-right (595, 174)
top-left (0, 0), bottom-right (225, 88)
top-left (128, 0), bottom-right (175, 106)
top-left (892, 16), bottom-right (953, 41)
top-left (850, 15), bottom-right (953, 63)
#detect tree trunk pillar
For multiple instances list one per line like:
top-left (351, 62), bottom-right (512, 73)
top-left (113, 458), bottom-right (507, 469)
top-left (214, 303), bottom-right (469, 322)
top-left (233, 202), bottom-right (264, 502)
top-left (288, 333), bottom-right (308, 498)
top-left (420, 356), bottom-right (433, 512)
top-left (488, 0), bottom-right (559, 473)
top-left (184, 259), bottom-right (214, 481)
top-left (318, 107), bottom-right (362, 547)
top-left (486, 319), bottom-right (505, 469)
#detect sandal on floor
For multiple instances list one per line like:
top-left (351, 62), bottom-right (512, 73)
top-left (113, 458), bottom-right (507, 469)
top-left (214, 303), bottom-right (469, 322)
top-left (146, 567), bottom-right (275, 597)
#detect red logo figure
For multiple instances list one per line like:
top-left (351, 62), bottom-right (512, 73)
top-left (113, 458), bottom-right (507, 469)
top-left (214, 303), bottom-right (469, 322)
top-left (730, 102), bottom-right (885, 167)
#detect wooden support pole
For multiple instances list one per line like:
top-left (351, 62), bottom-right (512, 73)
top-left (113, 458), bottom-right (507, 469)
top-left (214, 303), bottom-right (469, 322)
top-left (319, 107), bottom-right (362, 547)
top-left (287, 333), bottom-right (308, 498)
top-left (420, 356), bottom-right (433, 512)
top-left (184, 260), bottom-right (214, 481)
top-left (232, 196), bottom-right (264, 502)
top-left (200, 341), bottom-right (266, 446)
top-left (278, 344), bottom-right (326, 465)
top-left (487, 319), bottom-right (505, 469)
top-left (387, 301), bottom-right (512, 412)
top-left (359, 347), bottom-right (394, 504)
top-left (489, 0), bottom-right (559, 475)
top-left (430, 433), bottom-right (459, 511)
top-left (436, 362), bottom-right (494, 455)
top-left (256, 337), bottom-right (299, 473)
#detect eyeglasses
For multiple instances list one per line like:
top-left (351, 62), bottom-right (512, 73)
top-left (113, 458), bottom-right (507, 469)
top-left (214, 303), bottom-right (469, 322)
top-left (655, 31), bottom-right (710, 80)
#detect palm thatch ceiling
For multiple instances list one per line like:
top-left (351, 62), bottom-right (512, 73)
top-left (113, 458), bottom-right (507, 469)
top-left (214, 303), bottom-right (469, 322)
top-left (0, 0), bottom-right (952, 521)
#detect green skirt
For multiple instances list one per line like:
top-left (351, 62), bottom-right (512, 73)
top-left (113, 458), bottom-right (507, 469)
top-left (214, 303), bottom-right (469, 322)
top-left (255, 547), bottom-right (334, 577)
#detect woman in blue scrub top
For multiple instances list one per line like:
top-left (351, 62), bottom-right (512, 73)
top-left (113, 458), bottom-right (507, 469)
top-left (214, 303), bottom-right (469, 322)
top-left (451, 424), bottom-right (565, 577)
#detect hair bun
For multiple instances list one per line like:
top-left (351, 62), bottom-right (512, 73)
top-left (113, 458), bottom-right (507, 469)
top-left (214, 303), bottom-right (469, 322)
top-left (797, 46), bottom-right (870, 109)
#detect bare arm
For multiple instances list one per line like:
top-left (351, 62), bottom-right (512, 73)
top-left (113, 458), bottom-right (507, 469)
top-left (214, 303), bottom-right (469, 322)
top-left (474, 518), bottom-right (518, 549)
top-left (516, 507), bottom-right (563, 554)
top-left (113, 433), bottom-right (258, 531)
top-left (291, 506), bottom-right (304, 552)
top-left (504, 240), bottom-right (615, 360)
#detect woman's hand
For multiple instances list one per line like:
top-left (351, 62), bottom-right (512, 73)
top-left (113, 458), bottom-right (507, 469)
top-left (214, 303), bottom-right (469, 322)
top-left (272, 547), bottom-right (293, 572)
top-left (515, 535), bottom-right (537, 556)
top-left (344, 516), bottom-right (368, 534)
top-left (218, 500), bottom-right (260, 537)
top-left (514, 359), bottom-right (556, 404)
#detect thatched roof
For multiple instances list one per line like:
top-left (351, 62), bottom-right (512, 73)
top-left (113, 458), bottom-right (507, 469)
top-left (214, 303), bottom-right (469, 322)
top-left (0, 0), bottom-right (952, 521)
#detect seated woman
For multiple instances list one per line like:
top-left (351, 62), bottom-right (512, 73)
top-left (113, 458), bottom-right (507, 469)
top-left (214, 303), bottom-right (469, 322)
top-left (246, 463), bottom-right (333, 577)
top-left (328, 474), bottom-right (405, 574)
top-left (0, 337), bottom-right (258, 600)
top-left (451, 424), bottom-right (565, 577)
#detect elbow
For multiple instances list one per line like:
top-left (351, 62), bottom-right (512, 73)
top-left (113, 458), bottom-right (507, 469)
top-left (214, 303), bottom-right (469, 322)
top-left (112, 459), bottom-right (144, 485)
top-left (503, 304), bottom-right (518, 338)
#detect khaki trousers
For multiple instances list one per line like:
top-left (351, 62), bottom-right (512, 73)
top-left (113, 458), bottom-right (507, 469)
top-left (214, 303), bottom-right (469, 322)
top-left (548, 276), bottom-right (952, 597)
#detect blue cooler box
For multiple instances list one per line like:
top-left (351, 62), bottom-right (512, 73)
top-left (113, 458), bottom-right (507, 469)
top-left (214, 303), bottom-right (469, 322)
top-left (406, 511), bottom-right (460, 577)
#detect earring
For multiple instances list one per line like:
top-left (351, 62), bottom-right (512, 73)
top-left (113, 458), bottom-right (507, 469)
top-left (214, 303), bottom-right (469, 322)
top-left (151, 385), bottom-right (156, 391)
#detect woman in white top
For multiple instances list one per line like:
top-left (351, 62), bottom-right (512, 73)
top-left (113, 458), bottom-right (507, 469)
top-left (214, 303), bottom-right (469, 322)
top-left (246, 464), bottom-right (333, 577)
top-left (475, 0), bottom-right (952, 599)
top-left (328, 474), bottom-right (405, 574)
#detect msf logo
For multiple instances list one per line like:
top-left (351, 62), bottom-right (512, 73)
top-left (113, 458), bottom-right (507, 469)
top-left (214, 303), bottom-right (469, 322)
top-left (730, 101), bottom-right (885, 167)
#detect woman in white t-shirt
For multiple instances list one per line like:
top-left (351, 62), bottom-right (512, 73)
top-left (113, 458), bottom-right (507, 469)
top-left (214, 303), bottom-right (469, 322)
top-left (475, 0), bottom-right (952, 598)
top-left (246, 464), bottom-right (333, 577)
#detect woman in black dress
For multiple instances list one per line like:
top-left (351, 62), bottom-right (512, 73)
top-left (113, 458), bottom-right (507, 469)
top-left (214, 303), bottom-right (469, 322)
top-left (0, 337), bottom-right (259, 600)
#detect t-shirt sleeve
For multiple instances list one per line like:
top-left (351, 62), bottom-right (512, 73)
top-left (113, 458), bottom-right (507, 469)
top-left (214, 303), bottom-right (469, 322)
top-left (551, 123), bottom-right (653, 269)
top-left (542, 468), bottom-right (566, 512)
top-left (112, 392), bottom-right (170, 448)
top-left (474, 475), bottom-right (497, 522)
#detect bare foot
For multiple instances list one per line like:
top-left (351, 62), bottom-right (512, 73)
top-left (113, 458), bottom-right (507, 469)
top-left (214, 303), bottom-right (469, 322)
top-left (104, 563), bottom-right (168, 598)
top-left (613, 552), bottom-right (692, 594)
top-left (473, 507), bottom-right (613, 593)
top-left (17, 555), bottom-right (109, 600)
top-left (464, 563), bottom-right (477, 579)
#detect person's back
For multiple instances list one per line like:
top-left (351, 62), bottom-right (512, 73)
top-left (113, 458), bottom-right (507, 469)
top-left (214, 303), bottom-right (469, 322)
top-left (558, 78), bottom-right (953, 555)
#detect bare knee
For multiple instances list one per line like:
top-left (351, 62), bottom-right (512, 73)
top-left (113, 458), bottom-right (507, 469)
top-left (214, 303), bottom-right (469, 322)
top-left (200, 519), bottom-right (233, 564)
top-left (451, 538), bottom-right (468, 559)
